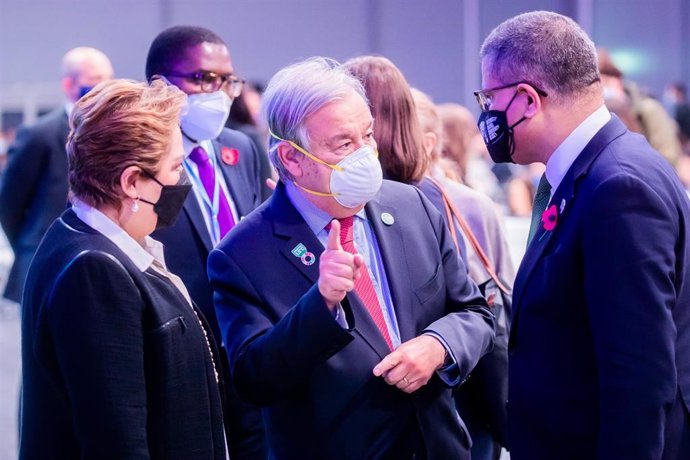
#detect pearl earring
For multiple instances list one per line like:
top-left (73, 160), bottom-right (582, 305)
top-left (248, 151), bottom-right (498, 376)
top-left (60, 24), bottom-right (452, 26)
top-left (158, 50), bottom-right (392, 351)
top-left (131, 196), bottom-right (140, 213)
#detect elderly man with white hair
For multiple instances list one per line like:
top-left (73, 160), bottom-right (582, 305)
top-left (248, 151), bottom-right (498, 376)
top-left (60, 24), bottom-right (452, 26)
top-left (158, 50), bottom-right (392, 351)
top-left (208, 56), bottom-right (495, 460)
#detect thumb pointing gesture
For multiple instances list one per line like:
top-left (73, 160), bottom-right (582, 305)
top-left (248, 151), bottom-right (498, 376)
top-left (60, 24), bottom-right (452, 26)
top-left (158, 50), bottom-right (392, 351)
top-left (326, 219), bottom-right (342, 251)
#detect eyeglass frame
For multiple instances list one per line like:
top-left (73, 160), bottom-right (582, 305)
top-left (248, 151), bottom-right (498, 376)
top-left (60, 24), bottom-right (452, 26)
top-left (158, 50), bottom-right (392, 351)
top-left (473, 81), bottom-right (548, 112)
top-left (166, 70), bottom-right (245, 97)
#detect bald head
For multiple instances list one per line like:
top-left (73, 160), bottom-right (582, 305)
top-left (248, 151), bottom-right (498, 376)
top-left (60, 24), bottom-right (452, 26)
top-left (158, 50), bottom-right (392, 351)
top-left (61, 47), bottom-right (114, 102)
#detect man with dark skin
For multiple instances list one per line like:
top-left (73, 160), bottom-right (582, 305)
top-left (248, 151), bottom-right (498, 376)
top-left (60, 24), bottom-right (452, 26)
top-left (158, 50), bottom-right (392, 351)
top-left (145, 25), bottom-right (271, 460)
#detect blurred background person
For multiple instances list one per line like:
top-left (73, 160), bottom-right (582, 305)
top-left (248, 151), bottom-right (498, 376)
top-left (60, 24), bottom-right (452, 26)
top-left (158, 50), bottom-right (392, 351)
top-left (412, 87), bottom-right (515, 289)
top-left (663, 82), bottom-right (690, 153)
top-left (505, 174), bottom-right (535, 218)
top-left (0, 46), bottom-right (113, 305)
top-left (598, 47), bottom-right (682, 165)
top-left (0, 130), bottom-right (12, 171)
top-left (226, 79), bottom-right (275, 192)
top-left (20, 79), bottom-right (226, 459)
top-left (344, 55), bottom-right (470, 264)
top-left (345, 55), bottom-right (510, 460)
top-left (413, 88), bottom-right (513, 460)
top-left (144, 25), bottom-right (268, 460)
top-left (227, 80), bottom-right (268, 151)
top-left (436, 103), bottom-right (505, 204)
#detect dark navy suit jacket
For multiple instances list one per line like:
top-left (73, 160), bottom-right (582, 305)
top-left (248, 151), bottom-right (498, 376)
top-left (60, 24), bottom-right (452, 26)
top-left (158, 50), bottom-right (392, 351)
top-left (20, 210), bottom-right (226, 459)
top-left (152, 127), bottom-right (270, 460)
top-left (508, 116), bottom-right (690, 459)
top-left (153, 128), bottom-right (269, 339)
top-left (0, 108), bottom-right (70, 302)
top-left (208, 180), bottom-right (496, 460)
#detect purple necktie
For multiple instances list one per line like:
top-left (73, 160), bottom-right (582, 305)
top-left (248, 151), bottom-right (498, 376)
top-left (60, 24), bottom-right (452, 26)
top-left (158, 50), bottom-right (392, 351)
top-left (188, 146), bottom-right (235, 238)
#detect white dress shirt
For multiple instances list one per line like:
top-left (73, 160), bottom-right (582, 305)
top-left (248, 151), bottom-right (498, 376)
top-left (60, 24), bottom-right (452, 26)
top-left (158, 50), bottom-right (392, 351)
top-left (71, 199), bottom-right (192, 304)
top-left (545, 104), bottom-right (611, 200)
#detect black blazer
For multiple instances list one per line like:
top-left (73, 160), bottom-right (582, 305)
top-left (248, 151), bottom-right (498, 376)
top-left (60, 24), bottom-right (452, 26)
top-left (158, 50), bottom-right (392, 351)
top-left (152, 127), bottom-right (270, 460)
top-left (0, 108), bottom-right (70, 302)
top-left (153, 127), bottom-right (268, 341)
top-left (508, 116), bottom-right (690, 459)
top-left (20, 209), bottom-right (226, 460)
top-left (208, 180), bottom-right (496, 460)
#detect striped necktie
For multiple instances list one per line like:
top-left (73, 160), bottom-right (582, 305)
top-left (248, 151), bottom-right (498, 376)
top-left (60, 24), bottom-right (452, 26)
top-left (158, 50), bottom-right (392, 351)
top-left (527, 174), bottom-right (552, 244)
top-left (334, 216), bottom-right (394, 350)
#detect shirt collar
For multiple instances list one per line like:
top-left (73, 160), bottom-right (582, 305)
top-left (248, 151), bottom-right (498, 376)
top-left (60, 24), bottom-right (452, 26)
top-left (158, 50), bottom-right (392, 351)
top-left (183, 136), bottom-right (214, 160)
top-left (545, 104), bottom-right (611, 195)
top-left (284, 181), bottom-right (366, 236)
top-left (71, 199), bottom-right (164, 272)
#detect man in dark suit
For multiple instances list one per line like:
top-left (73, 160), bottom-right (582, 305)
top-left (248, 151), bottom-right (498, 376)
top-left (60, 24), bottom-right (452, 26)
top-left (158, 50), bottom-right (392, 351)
top-left (145, 25), bottom-right (271, 460)
top-left (208, 57), bottom-right (495, 460)
top-left (476, 11), bottom-right (690, 459)
top-left (0, 47), bottom-right (113, 304)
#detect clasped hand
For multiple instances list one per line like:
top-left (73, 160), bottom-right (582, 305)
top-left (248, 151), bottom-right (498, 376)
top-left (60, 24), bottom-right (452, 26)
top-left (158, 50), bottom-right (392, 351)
top-left (318, 219), bottom-right (447, 394)
top-left (373, 335), bottom-right (447, 393)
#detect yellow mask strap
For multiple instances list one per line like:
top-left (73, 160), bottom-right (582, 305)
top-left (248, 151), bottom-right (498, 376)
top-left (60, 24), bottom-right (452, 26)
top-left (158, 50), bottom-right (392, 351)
top-left (293, 181), bottom-right (339, 198)
top-left (269, 130), bottom-right (344, 172)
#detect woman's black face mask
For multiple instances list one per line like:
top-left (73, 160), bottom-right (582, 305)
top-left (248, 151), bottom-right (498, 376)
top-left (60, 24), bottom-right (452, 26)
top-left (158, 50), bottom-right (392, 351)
top-left (139, 171), bottom-right (192, 229)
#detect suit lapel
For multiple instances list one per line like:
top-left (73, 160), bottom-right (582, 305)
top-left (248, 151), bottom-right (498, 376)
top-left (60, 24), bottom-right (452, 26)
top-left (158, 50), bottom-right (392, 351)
top-left (360, 199), bottom-right (415, 353)
top-left (271, 185), bottom-right (399, 359)
top-left (182, 193), bottom-right (214, 251)
top-left (58, 111), bottom-right (71, 205)
top-left (58, 111), bottom-right (70, 143)
top-left (511, 116), bottom-right (628, 334)
top-left (211, 138), bottom-right (249, 218)
top-left (271, 183), bottom-right (323, 285)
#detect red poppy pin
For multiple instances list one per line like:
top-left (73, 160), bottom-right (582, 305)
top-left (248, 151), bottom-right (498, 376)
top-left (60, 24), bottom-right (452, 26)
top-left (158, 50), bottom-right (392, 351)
top-left (541, 204), bottom-right (558, 231)
top-left (221, 147), bottom-right (239, 166)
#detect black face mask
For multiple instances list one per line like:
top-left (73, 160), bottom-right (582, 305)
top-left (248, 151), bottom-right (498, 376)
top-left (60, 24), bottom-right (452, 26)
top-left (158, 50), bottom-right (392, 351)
top-left (78, 86), bottom-right (94, 99)
top-left (139, 172), bottom-right (192, 229)
top-left (477, 90), bottom-right (527, 164)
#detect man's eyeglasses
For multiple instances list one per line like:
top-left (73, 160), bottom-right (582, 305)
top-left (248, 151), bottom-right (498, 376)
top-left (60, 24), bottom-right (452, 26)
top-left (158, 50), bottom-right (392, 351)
top-left (167, 70), bottom-right (245, 97)
top-left (473, 81), bottom-right (548, 112)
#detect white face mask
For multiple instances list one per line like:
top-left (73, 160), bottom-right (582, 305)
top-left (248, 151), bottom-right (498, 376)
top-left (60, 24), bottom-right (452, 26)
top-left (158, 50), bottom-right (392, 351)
top-left (180, 91), bottom-right (232, 142)
top-left (326, 145), bottom-right (383, 208)
top-left (269, 131), bottom-right (383, 208)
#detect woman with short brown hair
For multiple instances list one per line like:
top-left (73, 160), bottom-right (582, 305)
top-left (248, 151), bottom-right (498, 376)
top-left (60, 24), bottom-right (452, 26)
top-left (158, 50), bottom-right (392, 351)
top-left (19, 79), bottom-right (227, 459)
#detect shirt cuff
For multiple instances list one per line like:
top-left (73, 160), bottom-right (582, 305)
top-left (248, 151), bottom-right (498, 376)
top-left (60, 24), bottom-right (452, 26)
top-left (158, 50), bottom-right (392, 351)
top-left (423, 331), bottom-right (460, 386)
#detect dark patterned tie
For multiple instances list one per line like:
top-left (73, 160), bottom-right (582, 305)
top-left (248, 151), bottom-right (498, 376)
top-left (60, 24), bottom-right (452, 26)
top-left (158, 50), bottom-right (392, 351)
top-left (333, 216), bottom-right (394, 350)
top-left (527, 174), bottom-right (552, 244)
top-left (188, 146), bottom-right (235, 238)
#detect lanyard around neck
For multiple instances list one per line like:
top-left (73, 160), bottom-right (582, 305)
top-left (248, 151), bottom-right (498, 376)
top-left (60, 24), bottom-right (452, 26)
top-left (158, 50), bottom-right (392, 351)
top-left (184, 146), bottom-right (223, 245)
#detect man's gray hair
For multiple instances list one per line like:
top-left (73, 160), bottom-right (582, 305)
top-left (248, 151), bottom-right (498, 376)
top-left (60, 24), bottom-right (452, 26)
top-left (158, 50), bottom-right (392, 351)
top-left (261, 56), bottom-right (369, 181)
top-left (480, 11), bottom-right (599, 102)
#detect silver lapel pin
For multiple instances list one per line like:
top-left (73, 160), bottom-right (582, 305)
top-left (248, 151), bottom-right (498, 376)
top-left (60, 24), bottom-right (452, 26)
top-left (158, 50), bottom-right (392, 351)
top-left (381, 212), bottom-right (395, 226)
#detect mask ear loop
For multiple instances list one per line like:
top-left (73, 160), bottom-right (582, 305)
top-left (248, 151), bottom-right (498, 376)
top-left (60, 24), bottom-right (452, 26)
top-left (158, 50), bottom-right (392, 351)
top-left (507, 116), bottom-right (527, 158)
top-left (268, 130), bottom-right (344, 172)
top-left (268, 130), bottom-right (341, 198)
top-left (293, 182), bottom-right (338, 197)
